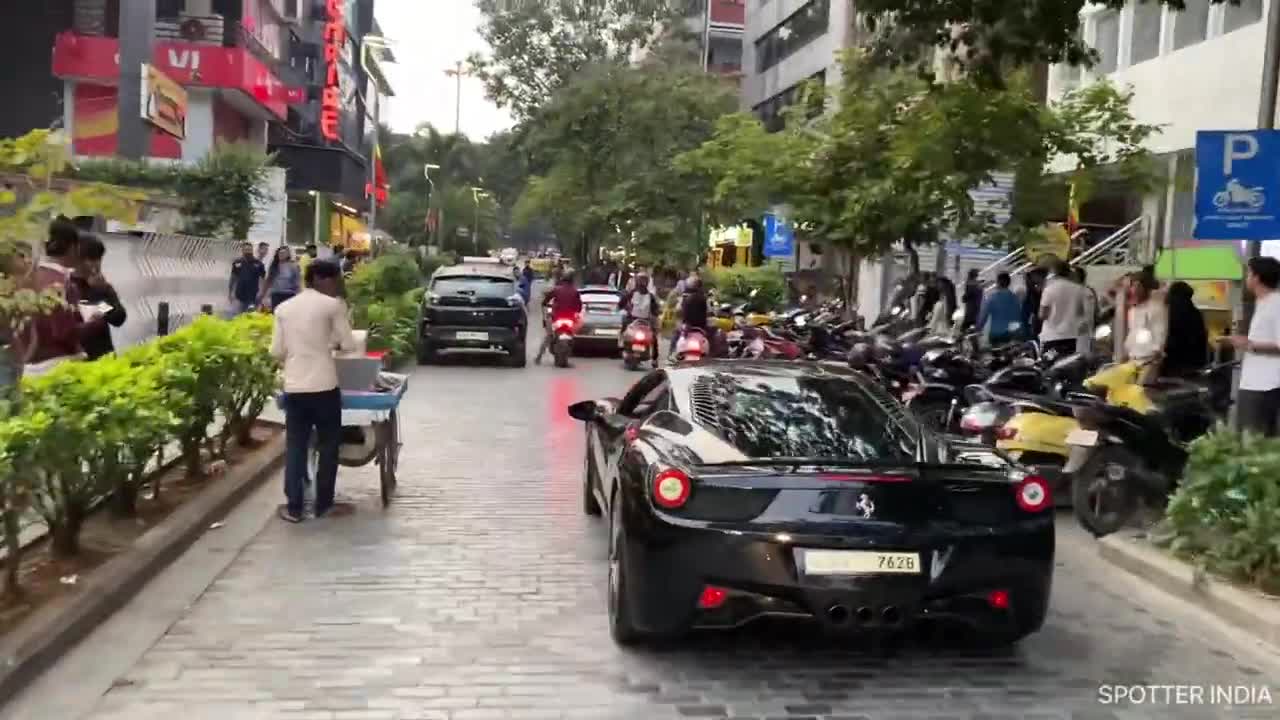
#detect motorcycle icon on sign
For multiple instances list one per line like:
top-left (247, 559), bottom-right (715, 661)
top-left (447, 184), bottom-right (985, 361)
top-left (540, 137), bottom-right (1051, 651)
top-left (1213, 178), bottom-right (1266, 211)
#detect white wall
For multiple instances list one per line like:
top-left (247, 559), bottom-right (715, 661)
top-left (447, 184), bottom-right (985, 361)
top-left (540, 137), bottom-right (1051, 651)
top-left (181, 88), bottom-right (215, 163)
top-left (1048, 1), bottom-right (1271, 156)
top-left (742, 0), bottom-right (843, 109)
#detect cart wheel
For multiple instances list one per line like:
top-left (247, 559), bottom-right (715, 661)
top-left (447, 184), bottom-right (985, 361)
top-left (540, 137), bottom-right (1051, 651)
top-left (378, 412), bottom-right (399, 506)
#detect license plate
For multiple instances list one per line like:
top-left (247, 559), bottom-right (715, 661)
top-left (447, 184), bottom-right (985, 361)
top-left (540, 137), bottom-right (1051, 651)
top-left (594, 328), bottom-right (617, 336)
top-left (1065, 429), bottom-right (1099, 447)
top-left (800, 549), bottom-right (921, 575)
top-left (456, 331), bottom-right (488, 341)
top-left (631, 344), bottom-right (647, 352)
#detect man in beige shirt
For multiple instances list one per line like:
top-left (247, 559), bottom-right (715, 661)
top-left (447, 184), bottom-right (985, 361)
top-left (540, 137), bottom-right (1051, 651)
top-left (270, 260), bottom-right (357, 522)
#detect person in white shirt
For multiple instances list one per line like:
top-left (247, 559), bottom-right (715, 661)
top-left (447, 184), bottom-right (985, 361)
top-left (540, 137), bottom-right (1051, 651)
top-left (270, 260), bottom-right (357, 523)
top-left (1227, 257), bottom-right (1280, 436)
top-left (1037, 258), bottom-right (1087, 356)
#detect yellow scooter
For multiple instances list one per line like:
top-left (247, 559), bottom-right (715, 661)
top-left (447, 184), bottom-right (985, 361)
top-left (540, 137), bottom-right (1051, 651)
top-left (998, 359), bottom-right (1151, 505)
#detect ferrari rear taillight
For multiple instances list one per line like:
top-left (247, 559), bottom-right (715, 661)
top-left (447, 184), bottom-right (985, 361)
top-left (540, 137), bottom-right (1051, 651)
top-left (652, 468), bottom-right (691, 509)
top-left (987, 589), bottom-right (1010, 609)
top-left (1014, 475), bottom-right (1050, 512)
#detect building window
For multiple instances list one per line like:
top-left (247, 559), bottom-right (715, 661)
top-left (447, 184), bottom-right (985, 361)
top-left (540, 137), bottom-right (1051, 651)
top-left (1172, 0), bottom-right (1210, 50)
top-left (1093, 10), bottom-right (1120, 75)
top-left (1224, 0), bottom-right (1263, 34)
top-left (1129, 1), bottom-right (1162, 65)
top-left (753, 71), bottom-right (825, 132)
top-left (754, 0), bottom-right (830, 74)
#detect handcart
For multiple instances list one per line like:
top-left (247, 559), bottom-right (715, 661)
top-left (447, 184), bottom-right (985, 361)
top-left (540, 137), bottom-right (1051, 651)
top-left (277, 372), bottom-right (408, 507)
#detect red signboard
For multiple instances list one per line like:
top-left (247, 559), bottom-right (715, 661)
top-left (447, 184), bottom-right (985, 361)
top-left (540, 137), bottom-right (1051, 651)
top-left (321, 0), bottom-right (346, 142)
top-left (52, 31), bottom-right (298, 120)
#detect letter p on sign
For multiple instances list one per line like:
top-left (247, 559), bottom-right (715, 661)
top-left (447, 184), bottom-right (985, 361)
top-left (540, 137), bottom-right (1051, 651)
top-left (1225, 134), bottom-right (1259, 175)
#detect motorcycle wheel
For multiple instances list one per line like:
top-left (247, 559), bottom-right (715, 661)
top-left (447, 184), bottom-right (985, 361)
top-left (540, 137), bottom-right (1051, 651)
top-left (1070, 446), bottom-right (1139, 537)
top-left (623, 354), bottom-right (639, 371)
top-left (554, 342), bottom-right (569, 368)
top-left (907, 397), bottom-right (954, 433)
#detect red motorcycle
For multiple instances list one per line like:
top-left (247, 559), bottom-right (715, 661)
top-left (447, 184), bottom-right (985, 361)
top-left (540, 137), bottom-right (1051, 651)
top-left (621, 319), bottom-right (655, 371)
top-left (740, 325), bottom-right (804, 360)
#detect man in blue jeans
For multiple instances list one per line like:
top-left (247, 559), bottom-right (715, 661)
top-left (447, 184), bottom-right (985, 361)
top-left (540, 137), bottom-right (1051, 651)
top-left (270, 260), bottom-right (357, 522)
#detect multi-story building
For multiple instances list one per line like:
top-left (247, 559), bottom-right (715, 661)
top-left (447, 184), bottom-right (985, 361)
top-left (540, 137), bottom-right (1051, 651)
top-left (0, 0), bottom-right (387, 248)
top-left (695, 0), bottom-right (746, 76)
top-left (742, 0), bottom-right (856, 130)
top-left (1047, 0), bottom-right (1267, 253)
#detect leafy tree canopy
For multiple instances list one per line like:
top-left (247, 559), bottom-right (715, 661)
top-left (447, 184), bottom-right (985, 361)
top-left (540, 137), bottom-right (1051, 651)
top-left (860, 1), bottom-right (1241, 86)
top-left (677, 52), bottom-right (1160, 268)
top-left (512, 55), bottom-right (736, 265)
top-left (470, 0), bottom-right (692, 119)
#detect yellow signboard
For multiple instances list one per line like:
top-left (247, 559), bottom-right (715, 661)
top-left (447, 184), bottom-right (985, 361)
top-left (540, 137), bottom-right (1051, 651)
top-left (140, 63), bottom-right (187, 139)
top-left (1185, 280), bottom-right (1230, 310)
top-left (330, 213), bottom-right (370, 250)
top-left (1025, 223), bottom-right (1071, 265)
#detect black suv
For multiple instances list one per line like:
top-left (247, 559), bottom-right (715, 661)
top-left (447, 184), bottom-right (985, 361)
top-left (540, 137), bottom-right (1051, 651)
top-left (419, 267), bottom-right (528, 367)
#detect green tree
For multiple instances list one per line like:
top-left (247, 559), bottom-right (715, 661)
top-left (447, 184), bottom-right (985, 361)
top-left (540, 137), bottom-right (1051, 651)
top-left (678, 52), bottom-right (1159, 301)
top-left (859, 0), bottom-right (1241, 86)
top-left (470, 0), bottom-right (690, 120)
top-left (513, 57), bottom-right (736, 264)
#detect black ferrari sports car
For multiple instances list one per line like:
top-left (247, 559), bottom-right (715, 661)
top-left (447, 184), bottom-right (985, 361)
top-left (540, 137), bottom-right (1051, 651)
top-left (568, 361), bottom-right (1055, 646)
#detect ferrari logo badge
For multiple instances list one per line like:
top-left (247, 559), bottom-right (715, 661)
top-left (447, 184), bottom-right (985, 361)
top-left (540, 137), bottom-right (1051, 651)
top-left (855, 493), bottom-right (875, 519)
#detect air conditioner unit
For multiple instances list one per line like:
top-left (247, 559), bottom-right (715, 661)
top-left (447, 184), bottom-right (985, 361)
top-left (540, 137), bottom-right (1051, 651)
top-left (155, 14), bottom-right (225, 45)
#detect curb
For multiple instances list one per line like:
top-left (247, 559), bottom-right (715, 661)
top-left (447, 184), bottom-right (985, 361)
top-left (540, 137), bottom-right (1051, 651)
top-left (1098, 533), bottom-right (1280, 649)
top-left (0, 427), bottom-right (285, 705)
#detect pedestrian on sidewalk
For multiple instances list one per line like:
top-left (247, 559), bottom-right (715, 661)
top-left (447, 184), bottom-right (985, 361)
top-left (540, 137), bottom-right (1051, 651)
top-left (976, 272), bottom-right (1021, 345)
top-left (1038, 259), bottom-right (1086, 357)
top-left (270, 260), bottom-right (358, 522)
top-left (961, 268), bottom-right (983, 330)
top-left (229, 242), bottom-right (265, 316)
top-left (1227, 256), bottom-right (1280, 436)
top-left (262, 246), bottom-right (301, 312)
top-left (25, 218), bottom-right (87, 377)
top-left (72, 233), bottom-right (127, 360)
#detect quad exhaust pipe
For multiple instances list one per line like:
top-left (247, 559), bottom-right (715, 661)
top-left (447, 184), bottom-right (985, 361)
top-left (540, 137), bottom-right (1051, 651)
top-left (825, 604), bottom-right (903, 627)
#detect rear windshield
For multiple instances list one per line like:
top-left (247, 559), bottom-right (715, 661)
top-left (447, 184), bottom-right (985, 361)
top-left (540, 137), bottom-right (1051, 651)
top-left (695, 374), bottom-right (917, 461)
top-left (432, 275), bottom-right (515, 298)
top-left (582, 293), bottom-right (621, 306)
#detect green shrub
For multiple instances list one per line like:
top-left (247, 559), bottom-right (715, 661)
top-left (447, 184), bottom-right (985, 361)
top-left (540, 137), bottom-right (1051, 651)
top-left (707, 265), bottom-right (786, 311)
top-left (348, 250), bottom-right (426, 366)
top-left (0, 314), bottom-right (276, 568)
top-left (1163, 429), bottom-right (1280, 595)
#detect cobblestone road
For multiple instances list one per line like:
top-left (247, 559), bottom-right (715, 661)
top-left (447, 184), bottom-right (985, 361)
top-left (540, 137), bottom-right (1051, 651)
top-left (77, 341), bottom-right (1278, 720)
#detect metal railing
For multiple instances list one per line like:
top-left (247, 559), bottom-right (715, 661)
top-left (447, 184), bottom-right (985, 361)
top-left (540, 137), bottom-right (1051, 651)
top-left (978, 217), bottom-right (1146, 284)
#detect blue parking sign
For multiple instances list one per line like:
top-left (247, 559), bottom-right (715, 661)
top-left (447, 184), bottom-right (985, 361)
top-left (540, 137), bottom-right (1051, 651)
top-left (763, 213), bottom-right (794, 258)
top-left (1195, 130), bottom-right (1280, 240)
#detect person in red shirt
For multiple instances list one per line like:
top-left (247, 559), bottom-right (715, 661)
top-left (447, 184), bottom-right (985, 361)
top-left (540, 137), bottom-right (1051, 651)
top-left (534, 273), bottom-right (582, 365)
top-left (26, 218), bottom-right (87, 376)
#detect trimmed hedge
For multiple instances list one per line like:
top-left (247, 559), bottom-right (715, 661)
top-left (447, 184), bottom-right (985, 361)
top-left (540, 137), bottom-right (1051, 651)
top-left (0, 314), bottom-right (275, 594)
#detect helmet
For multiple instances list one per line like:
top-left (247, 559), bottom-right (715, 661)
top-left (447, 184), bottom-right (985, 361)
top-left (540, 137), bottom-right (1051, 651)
top-left (847, 343), bottom-right (876, 369)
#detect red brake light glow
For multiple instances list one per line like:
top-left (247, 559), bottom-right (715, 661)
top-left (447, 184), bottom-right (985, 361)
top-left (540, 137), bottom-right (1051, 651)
top-left (987, 589), bottom-right (1010, 609)
top-left (552, 318), bottom-right (575, 331)
top-left (697, 585), bottom-right (728, 609)
top-left (633, 330), bottom-right (648, 342)
top-left (652, 469), bottom-right (691, 509)
top-left (1015, 475), bottom-right (1051, 512)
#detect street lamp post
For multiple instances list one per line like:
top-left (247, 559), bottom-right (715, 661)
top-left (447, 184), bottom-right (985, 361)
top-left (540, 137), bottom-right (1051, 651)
top-left (425, 163), bottom-right (440, 247)
top-left (471, 185), bottom-right (490, 255)
top-left (361, 35), bottom-right (395, 239)
top-left (445, 61), bottom-right (469, 136)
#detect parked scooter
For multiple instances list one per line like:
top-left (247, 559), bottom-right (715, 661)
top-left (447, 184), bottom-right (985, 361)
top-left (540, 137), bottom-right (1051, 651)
top-left (1064, 359), bottom-right (1237, 537)
top-left (620, 319), bottom-right (656, 371)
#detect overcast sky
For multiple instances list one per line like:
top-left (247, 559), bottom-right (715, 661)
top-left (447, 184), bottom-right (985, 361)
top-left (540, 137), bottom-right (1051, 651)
top-left (376, 0), bottom-right (515, 140)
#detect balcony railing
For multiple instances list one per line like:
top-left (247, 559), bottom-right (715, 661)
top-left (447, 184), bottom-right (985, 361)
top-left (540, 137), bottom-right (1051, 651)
top-left (71, 1), bottom-right (293, 78)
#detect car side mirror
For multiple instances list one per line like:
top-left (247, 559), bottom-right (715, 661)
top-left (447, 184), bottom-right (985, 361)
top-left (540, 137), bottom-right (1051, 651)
top-left (567, 401), bottom-right (598, 422)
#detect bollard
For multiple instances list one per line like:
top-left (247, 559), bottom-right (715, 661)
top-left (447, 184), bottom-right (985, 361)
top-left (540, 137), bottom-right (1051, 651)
top-left (157, 302), bottom-right (170, 336)
top-left (201, 304), bottom-right (213, 315)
